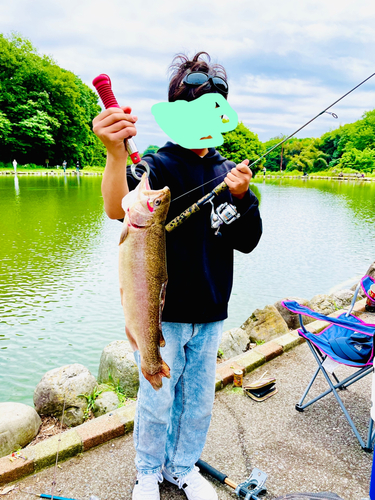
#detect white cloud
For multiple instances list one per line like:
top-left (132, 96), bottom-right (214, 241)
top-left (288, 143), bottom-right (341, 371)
top-left (2, 0), bottom-right (375, 151)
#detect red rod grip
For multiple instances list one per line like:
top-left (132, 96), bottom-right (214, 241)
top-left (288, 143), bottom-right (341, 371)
top-left (92, 74), bottom-right (141, 164)
top-left (92, 74), bottom-right (120, 109)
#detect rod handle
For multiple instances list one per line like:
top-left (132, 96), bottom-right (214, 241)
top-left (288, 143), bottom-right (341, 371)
top-left (165, 203), bottom-right (200, 232)
top-left (92, 74), bottom-right (141, 164)
top-left (195, 459), bottom-right (229, 485)
top-left (212, 181), bottom-right (228, 196)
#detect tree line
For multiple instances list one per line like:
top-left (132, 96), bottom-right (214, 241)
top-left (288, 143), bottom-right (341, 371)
top-left (2, 33), bottom-right (374, 174)
top-left (261, 109), bottom-right (375, 174)
top-left (0, 33), bottom-right (106, 168)
top-left (216, 110), bottom-right (375, 175)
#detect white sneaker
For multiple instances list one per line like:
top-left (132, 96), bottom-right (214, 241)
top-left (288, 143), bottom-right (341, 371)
top-left (132, 470), bottom-right (163, 500)
top-left (162, 465), bottom-right (218, 500)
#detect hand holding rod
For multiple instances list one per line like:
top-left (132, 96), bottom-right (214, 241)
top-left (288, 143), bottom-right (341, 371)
top-left (165, 181), bottom-right (227, 232)
top-left (92, 74), bottom-right (141, 165)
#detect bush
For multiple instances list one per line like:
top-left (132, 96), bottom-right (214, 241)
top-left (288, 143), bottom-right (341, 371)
top-left (285, 169), bottom-right (304, 176)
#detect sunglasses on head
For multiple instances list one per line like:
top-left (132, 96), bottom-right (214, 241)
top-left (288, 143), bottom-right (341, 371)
top-left (182, 71), bottom-right (229, 96)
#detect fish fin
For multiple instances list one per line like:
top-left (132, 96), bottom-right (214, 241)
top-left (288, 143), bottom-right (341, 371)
top-left (158, 280), bottom-right (168, 327)
top-left (142, 360), bottom-right (171, 391)
top-left (125, 326), bottom-right (138, 352)
top-left (158, 281), bottom-right (168, 346)
top-left (119, 223), bottom-right (129, 245)
top-left (159, 329), bottom-right (165, 347)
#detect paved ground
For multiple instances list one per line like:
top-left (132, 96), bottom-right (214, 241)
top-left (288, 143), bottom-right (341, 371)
top-left (6, 341), bottom-right (373, 500)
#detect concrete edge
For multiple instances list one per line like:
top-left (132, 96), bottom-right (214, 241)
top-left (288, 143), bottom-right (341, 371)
top-left (0, 299), bottom-right (366, 485)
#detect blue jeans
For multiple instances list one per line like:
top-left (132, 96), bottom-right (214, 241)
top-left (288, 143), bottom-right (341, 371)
top-left (133, 321), bottom-right (224, 477)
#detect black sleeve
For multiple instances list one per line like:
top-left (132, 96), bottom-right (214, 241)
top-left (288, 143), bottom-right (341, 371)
top-left (221, 188), bottom-right (263, 254)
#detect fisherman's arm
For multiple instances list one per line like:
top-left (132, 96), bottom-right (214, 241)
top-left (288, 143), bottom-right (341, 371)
top-left (223, 160), bottom-right (263, 253)
top-left (93, 106), bottom-right (138, 219)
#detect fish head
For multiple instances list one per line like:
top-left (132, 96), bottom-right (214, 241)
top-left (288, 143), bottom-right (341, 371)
top-left (122, 174), bottom-right (171, 228)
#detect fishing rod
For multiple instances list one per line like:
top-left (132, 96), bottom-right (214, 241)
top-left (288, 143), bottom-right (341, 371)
top-left (93, 71), bottom-right (375, 232)
top-left (20, 397), bottom-right (79, 500)
top-left (92, 74), bottom-right (150, 180)
top-left (165, 70), bottom-right (375, 233)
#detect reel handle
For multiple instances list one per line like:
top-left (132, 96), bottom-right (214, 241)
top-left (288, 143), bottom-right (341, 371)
top-left (92, 74), bottom-right (141, 164)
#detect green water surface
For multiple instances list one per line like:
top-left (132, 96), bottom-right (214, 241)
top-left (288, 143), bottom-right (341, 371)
top-left (0, 175), bottom-right (374, 405)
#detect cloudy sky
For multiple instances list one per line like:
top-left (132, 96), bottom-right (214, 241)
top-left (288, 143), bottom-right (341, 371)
top-left (1, 0), bottom-right (375, 153)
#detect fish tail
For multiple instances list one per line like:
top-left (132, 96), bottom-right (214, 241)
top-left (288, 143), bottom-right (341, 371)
top-left (142, 360), bottom-right (171, 391)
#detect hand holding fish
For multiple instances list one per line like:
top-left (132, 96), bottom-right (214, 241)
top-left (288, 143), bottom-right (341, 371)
top-left (225, 159), bottom-right (252, 199)
top-left (92, 106), bottom-right (138, 161)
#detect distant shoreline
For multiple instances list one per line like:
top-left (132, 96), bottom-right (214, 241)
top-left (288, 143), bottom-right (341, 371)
top-left (254, 174), bottom-right (375, 182)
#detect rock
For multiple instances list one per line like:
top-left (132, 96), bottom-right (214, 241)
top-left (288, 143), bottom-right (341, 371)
top-left (0, 403), bottom-right (41, 458)
top-left (365, 261), bottom-right (375, 279)
top-left (93, 391), bottom-right (120, 417)
top-left (329, 289), bottom-right (355, 310)
top-left (97, 340), bottom-right (139, 398)
top-left (218, 328), bottom-right (249, 359)
top-left (33, 364), bottom-right (97, 427)
top-left (241, 305), bottom-right (289, 343)
top-left (274, 297), bottom-right (313, 330)
top-left (351, 262), bottom-right (375, 293)
top-left (309, 294), bottom-right (337, 315)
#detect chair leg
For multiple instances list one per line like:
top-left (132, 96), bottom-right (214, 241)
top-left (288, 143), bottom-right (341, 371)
top-left (365, 417), bottom-right (375, 452)
top-left (296, 339), bottom-right (373, 450)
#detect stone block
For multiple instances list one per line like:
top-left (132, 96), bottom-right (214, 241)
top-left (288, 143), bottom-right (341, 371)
top-left (254, 341), bottom-right (283, 361)
top-left (75, 413), bottom-right (124, 451)
top-left (215, 361), bottom-right (245, 387)
top-left (232, 350), bottom-right (265, 374)
top-left (274, 332), bottom-right (305, 352)
top-left (24, 429), bottom-right (82, 471)
top-left (115, 403), bottom-right (137, 433)
top-left (0, 456), bottom-right (34, 486)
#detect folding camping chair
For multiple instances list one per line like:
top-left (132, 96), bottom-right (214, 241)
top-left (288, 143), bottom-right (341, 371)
top-left (282, 275), bottom-right (375, 451)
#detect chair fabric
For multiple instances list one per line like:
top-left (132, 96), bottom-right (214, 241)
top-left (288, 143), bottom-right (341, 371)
top-left (281, 300), bottom-right (374, 367)
top-left (282, 278), bottom-right (375, 451)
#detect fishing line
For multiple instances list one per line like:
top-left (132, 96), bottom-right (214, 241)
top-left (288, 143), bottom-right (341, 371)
top-left (171, 70), bottom-right (375, 204)
top-left (50, 396), bottom-right (66, 500)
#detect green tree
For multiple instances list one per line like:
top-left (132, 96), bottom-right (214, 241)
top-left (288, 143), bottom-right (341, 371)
top-left (338, 148), bottom-right (375, 172)
top-left (0, 32), bottom-right (104, 166)
top-left (0, 111), bottom-right (12, 142)
top-left (263, 135), bottom-right (286, 171)
top-left (142, 145), bottom-right (160, 156)
top-left (217, 122), bottom-right (265, 169)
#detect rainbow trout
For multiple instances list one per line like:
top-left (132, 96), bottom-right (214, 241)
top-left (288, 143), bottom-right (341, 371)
top-left (119, 174), bottom-right (171, 390)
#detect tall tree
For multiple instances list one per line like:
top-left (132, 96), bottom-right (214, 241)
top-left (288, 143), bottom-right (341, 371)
top-left (0, 33), bottom-right (105, 166)
top-left (217, 122), bottom-right (265, 170)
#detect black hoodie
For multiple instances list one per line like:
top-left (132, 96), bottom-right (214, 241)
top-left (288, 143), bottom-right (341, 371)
top-left (126, 141), bottom-right (262, 323)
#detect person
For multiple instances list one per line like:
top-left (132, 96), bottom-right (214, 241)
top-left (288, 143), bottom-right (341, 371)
top-left (63, 160), bottom-right (67, 173)
top-left (12, 159), bottom-right (17, 173)
top-left (93, 52), bottom-right (262, 500)
top-left (76, 160), bottom-right (80, 174)
top-left (262, 166), bottom-right (266, 177)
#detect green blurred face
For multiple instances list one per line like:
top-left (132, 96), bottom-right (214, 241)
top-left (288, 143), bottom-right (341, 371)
top-left (152, 93), bottom-right (238, 149)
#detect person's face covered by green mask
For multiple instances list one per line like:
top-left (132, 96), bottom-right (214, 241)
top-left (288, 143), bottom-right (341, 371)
top-left (152, 93), bottom-right (238, 149)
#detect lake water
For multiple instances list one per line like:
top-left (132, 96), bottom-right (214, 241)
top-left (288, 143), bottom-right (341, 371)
top-left (1, 174), bottom-right (374, 406)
